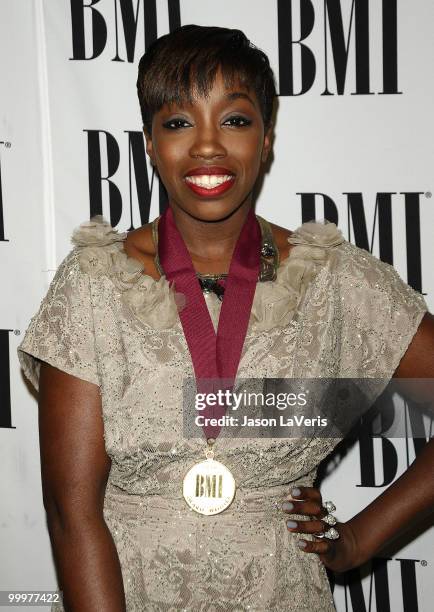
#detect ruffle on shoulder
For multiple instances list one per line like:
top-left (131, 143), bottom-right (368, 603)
top-left (287, 220), bottom-right (345, 249)
top-left (71, 215), bottom-right (127, 247)
top-left (71, 215), bottom-right (181, 329)
top-left (72, 216), bottom-right (145, 290)
top-left (71, 216), bottom-right (345, 332)
top-left (250, 220), bottom-right (344, 331)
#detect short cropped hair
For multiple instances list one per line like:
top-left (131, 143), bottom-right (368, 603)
top-left (137, 25), bottom-right (276, 134)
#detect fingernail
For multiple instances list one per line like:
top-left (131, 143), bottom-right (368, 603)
top-left (298, 540), bottom-right (307, 549)
top-left (286, 520), bottom-right (297, 529)
top-left (291, 487), bottom-right (301, 497)
top-left (282, 501), bottom-right (294, 511)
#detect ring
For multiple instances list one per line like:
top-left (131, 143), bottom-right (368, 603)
top-left (323, 500), bottom-right (336, 513)
top-left (315, 526), bottom-right (340, 540)
top-left (324, 527), bottom-right (340, 540)
top-left (315, 527), bottom-right (340, 540)
top-left (314, 500), bottom-right (340, 540)
top-left (322, 513), bottom-right (337, 526)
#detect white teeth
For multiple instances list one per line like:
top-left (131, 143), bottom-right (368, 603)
top-left (185, 174), bottom-right (234, 189)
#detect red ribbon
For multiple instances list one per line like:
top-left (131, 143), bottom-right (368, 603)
top-left (158, 207), bottom-right (261, 440)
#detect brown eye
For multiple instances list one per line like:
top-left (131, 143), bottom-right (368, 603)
top-left (223, 116), bottom-right (252, 127)
top-left (162, 118), bottom-right (191, 129)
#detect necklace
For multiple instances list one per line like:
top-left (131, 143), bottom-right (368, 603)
top-left (182, 437), bottom-right (236, 515)
top-left (157, 207), bottom-right (263, 515)
top-left (152, 214), bottom-right (279, 301)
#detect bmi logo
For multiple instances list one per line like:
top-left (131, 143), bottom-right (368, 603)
top-left (196, 474), bottom-right (223, 498)
top-left (69, 0), bottom-right (180, 60)
top-left (84, 129), bottom-right (168, 229)
top-left (330, 556), bottom-right (425, 611)
top-left (70, 0), bottom-right (400, 96)
top-left (278, 0), bottom-right (400, 95)
top-left (357, 401), bottom-right (433, 488)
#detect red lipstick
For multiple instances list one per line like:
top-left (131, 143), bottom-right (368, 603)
top-left (184, 166), bottom-right (236, 198)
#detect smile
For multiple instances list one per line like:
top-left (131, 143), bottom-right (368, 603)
top-left (185, 175), bottom-right (234, 189)
top-left (184, 167), bottom-right (236, 197)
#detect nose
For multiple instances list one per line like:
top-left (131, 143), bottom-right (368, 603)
top-left (189, 123), bottom-right (227, 160)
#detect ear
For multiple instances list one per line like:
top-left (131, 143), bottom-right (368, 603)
top-left (261, 122), bottom-right (273, 163)
top-left (143, 127), bottom-right (156, 166)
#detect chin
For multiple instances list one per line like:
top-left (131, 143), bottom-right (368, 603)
top-left (171, 196), bottom-right (251, 224)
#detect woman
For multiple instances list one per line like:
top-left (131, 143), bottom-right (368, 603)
top-left (18, 25), bottom-right (434, 612)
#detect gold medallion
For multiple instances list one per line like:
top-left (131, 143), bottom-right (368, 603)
top-left (182, 440), bottom-right (236, 516)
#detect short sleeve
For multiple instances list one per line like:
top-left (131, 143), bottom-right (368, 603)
top-left (17, 248), bottom-right (100, 392)
top-left (336, 242), bottom-right (428, 379)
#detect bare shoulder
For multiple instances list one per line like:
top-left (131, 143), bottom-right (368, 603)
top-left (268, 221), bottom-right (294, 262)
top-left (124, 222), bottom-right (154, 256)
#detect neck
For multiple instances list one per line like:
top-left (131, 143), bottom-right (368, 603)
top-left (169, 200), bottom-right (253, 271)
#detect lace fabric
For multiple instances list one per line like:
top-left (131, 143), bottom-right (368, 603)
top-left (17, 216), bottom-right (428, 611)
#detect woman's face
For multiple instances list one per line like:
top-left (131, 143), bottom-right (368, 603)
top-left (145, 69), bottom-right (272, 222)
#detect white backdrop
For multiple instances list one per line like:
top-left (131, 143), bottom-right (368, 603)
top-left (1, 1), bottom-right (433, 610)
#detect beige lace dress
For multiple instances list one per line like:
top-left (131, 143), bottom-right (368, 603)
top-left (17, 216), bottom-right (428, 612)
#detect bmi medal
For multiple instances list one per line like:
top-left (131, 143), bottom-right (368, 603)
top-left (157, 207), bottom-right (263, 515)
top-left (182, 438), bottom-right (236, 515)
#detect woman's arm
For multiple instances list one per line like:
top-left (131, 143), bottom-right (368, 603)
top-left (283, 312), bottom-right (434, 572)
top-left (39, 362), bottom-right (126, 611)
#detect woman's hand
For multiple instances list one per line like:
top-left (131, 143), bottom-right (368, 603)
top-left (282, 486), bottom-right (362, 573)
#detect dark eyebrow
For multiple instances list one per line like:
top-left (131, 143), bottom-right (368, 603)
top-left (225, 92), bottom-right (256, 107)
